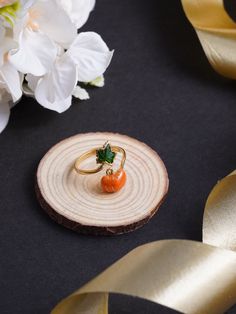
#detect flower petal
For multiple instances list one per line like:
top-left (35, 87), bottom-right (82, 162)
top-left (67, 32), bottom-right (113, 82)
top-left (72, 85), bottom-right (89, 100)
top-left (34, 54), bottom-right (77, 112)
top-left (36, 94), bottom-right (72, 113)
top-left (20, 0), bottom-right (36, 12)
top-left (32, 0), bottom-right (77, 48)
top-left (0, 24), bottom-right (5, 41)
top-left (58, 0), bottom-right (95, 29)
top-left (0, 37), bottom-right (18, 67)
top-left (0, 91), bottom-right (10, 132)
top-left (0, 61), bottom-right (22, 101)
top-left (25, 73), bottom-right (39, 92)
top-left (9, 28), bottom-right (57, 75)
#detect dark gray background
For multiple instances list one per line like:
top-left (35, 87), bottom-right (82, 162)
top-left (1, 0), bottom-right (236, 313)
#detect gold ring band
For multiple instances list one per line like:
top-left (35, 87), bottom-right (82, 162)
top-left (74, 145), bottom-right (126, 175)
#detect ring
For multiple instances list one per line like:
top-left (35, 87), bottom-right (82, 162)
top-left (74, 142), bottom-right (127, 193)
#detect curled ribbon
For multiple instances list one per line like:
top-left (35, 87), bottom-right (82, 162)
top-left (52, 172), bottom-right (236, 314)
top-left (181, 0), bottom-right (236, 79)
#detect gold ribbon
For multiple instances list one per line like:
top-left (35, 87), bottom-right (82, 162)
top-left (181, 0), bottom-right (236, 79)
top-left (52, 172), bottom-right (236, 314)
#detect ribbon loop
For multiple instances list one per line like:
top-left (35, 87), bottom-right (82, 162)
top-left (182, 0), bottom-right (236, 79)
top-left (52, 170), bottom-right (236, 313)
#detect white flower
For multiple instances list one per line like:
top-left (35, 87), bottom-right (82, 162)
top-left (9, 27), bottom-right (57, 75)
top-left (57, 0), bottom-right (95, 29)
top-left (0, 58), bottom-right (22, 132)
top-left (26, 53), bottom-right (77, 112)
top-left (0, 31), bottom-right (22, 102)
top-left (0, 21), bottom-right (22, 132)
top-left (8, 0), bottom-right (77, 76)
top-left (0, 61), bottom-right (22, 101)
top-left (26, 31), bottom-right (113, 111)
top-left (67, 32), bottom-right (114, 82)
top-left (27, 0), bottom-right (77, 47)
top-left (0, 0), bottom-right (113, 132)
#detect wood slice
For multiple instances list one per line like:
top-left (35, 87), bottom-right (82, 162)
top-left (36, 133), bottom-right (169, 235)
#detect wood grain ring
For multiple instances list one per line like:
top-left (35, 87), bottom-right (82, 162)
top-left (36, 132), bottom-right (169, 235)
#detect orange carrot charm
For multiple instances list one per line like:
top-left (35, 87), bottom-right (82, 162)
top-left (101, 168), bottom-right (126, 193)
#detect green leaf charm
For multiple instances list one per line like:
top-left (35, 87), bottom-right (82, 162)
top-left (96, 143), bottom-right (116, 164)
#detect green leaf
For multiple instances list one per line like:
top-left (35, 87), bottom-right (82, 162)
top-left (0, 1), bottom-right (20, 26)
top-left (96, 143), bottom-right (116, 164)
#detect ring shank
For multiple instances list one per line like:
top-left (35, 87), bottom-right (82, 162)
top-left (74, 146), bottom-right (126, 175)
